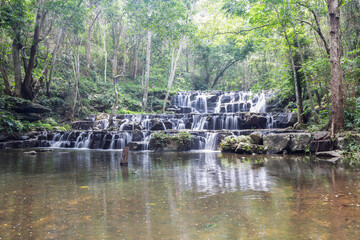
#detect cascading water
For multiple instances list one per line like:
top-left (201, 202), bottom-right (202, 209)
top-left (44, 91), bottom-right (296, 151)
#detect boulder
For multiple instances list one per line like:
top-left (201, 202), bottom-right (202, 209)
top-left (132, 130), bottom-right (144, 142)
top-left (290, 133), bottom-right (312, 153)
top-left (250, 132), bottom-right (262, 145)
top-left (263, 133), bottom-right (291, 153)
top-left (128, 141), bottom-right (146, 151)
top-left (164, 121), bottom-right (173, 130)
top-left (243, 114), bottom-right (267, 129)
top-left (272, 112), bottom-right (297, 128)
top-left (150, 119), bottom-right (166, 131)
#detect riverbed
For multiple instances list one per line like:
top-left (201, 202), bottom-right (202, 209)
top-left (0, 149), bottom-right (359, 239)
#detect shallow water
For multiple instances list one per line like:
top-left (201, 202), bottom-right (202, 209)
top-left (0, 149), bottom-right (360, 239)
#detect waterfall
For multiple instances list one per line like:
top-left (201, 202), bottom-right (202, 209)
top-left (44, 90), bottom-right (294, 152)
top-left (205, 132), bottom-right (218, 150)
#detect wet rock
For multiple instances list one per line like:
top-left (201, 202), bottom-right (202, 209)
top-left (132, 130), bottom-right (144, 142)
top-left (263, 133), bottom-right (291, 153)
top-left (128, 141), bottom-right (146, 151)
top-left (164, 121), bottom-right (173, 130)
top-left (290, 133), bottom-right (312, 153)
top-left (250, 132), bottom-right (262, 145)
top-left (272, 112), bottom-right (297, 128)
top-left (243, 114), bottom-right (267, 129)
top-left (150, 119), bottom-right (166, 131)
top-left (71, 121), bottom-right (93, 130)
top-left (180, 107), bottom-right (192, 114)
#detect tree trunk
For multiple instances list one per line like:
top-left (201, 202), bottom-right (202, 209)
top-left (327, 0), bottom-right (344, 135)
top-left (12, 38), bottom-right (22, 97)
top-left (142, 30), bottom-right (152, 111)
top-left (86, 11), bottom-right (100, 79)
top-left (273, 3), bottom-right (304, 124)
top-left (103, 21), bottom-right (107, 83)
top-left (22, 9), bottom-right (42, 100)
top-left (108, 22), bottom-right (122, 128)
top-left (162, 41), bottom-right (184, 112)
top-left (70, 46), bottom-right (81, 121)
top-left (286, 0), bottom-right (320, 124)
top-left (133, 33), bottom-right (139, 80)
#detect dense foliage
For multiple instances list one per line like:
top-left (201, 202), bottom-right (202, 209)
top-left (0, 0), bottom-right (359, 134)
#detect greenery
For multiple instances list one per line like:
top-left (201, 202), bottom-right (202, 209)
top-left (150, 131), bottom-right (192, 151)
top-left (341, 133), bottom-right (360, 166)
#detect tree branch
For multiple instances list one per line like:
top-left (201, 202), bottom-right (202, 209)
top-left (210, 24), bottom-right (273, 36)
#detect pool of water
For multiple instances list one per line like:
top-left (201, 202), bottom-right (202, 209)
top-left (0, 149), bottom-right (360, 239)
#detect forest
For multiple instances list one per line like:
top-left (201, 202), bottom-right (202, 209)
top-left (0, 0), bottom-right (359, 136)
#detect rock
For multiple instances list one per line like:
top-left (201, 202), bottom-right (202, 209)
top-left (128, 141), bottom-right (147, 151)
top-left (24, 151), bottom-right (37, 155)
top-left (164, 121), bottom-right (173, 130)
top-left (243, 114), bottom-right (267, 129)
top-left (315, 151), bottom-right (343, 163)
top-left (180, 107), bottom-right (192, 114)
top-left (250, 132), bottom-right (262, 144)
top-left (71, 121), bottom-right (93, 130)
top-left (150, 119), bottom-right (166, 131)
top-left (310, 139), bottom-right (333, 152)
top-left (315, 150), bottom-right (343, 158)
top-left (132, 130), bottom-right (144, 142)
top-left (263, 133), bottom-right (291, 153)
top-left (272, 112), bottom-right (297, 128)
top-left (235, 142), bottom-right (265, 154)
top-left (313, 131), bottom-right (330, 140)
top-left (5, 97), bottom-right (51, 122)
top-left (290, 133), bottom-right (312, 153)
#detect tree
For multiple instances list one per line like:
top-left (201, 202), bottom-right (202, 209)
top-left (327, 0), bottom-right (344, 135)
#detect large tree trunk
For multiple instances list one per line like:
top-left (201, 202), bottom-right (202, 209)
top-left (327, 0), bottom-right (344, 135)
top-left (12, 38), bottom-right (22, 97)
top-left (142, 30), bottom-right (152, 111)
top-left (22, 9), bottom-right (43, 100)
top-left (162, 41), bottom-right (184, 112)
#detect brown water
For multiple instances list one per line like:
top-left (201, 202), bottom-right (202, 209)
top-left (0, 149), bottom-right (360, 240)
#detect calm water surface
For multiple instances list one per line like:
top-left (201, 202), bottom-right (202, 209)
top-left (1, 149), bottom-right (360, 239)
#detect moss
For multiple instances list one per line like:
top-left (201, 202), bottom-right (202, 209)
top-left (149, 131), bottom-right (192, 151)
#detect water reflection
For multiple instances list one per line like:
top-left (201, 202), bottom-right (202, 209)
top-left (0, 150), bottom-right (360, 239)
